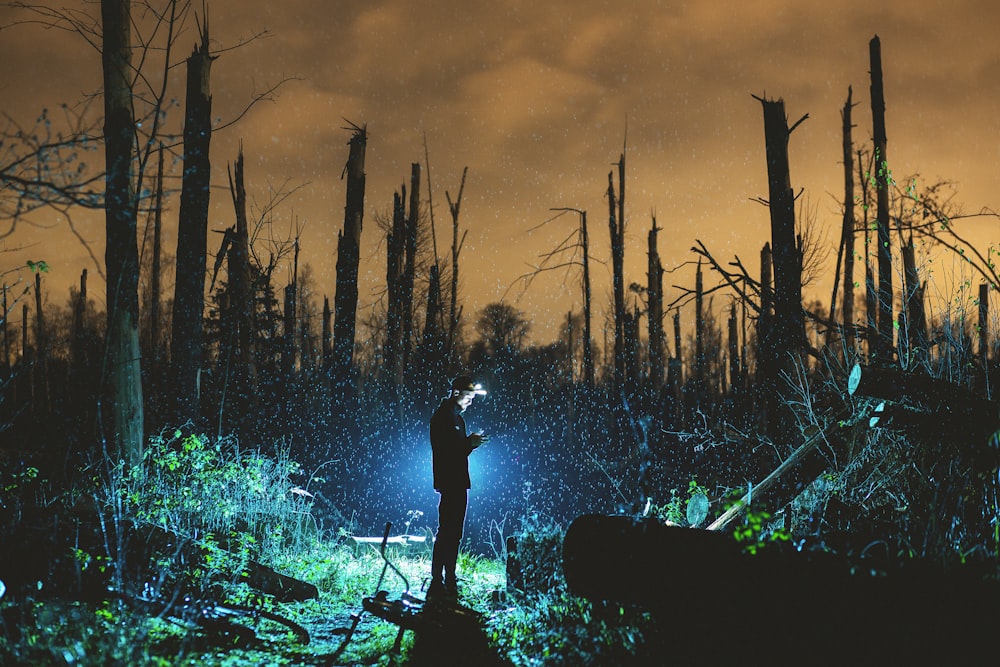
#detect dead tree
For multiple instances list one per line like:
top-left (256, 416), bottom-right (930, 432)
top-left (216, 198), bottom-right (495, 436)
top-left (829, 86), bottom-right (856, 351)
top-left (754, 94), bottom-right (807, 445)
top-left (859, 150), bottom-right (878, 356)
top-left (608, 162), bottom-right (626, 390)
top-left (148, 144), bottom-right (164, 364)
top-left (728, 302), bottom-right (740, 392)
top-left (383, 163), bottom-right (420, 389)
top-left (979, 283), bottom-right (990, 370)
top-left (226, 149), bottom-right (258, 399)
top-left (102, 0), bottom-right (144, 464)
top-left (870, 35), bottom-right (894, 363)
top-left (445, 167), bottom-right (468, 365)
top-left (332, 123), bottom-right (367, 399)
top-left (546, 207), bottom-right (595, 389)
top-left (171, 26), bottom-right (214, 416)
top-left (695, 259), bottom-right (705, 389)
top-left (33, 272), bottom-right (48, 416)
top-left (900, 235), bottom-right (927, 366)
top-left (647, 215), bottom-right (665, 393)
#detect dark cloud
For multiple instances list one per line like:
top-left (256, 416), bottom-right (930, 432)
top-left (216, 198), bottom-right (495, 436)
top-left (1, 0), bottom-right (997, 342)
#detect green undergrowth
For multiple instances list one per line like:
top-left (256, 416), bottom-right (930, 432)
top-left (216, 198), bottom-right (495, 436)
top-left (1, 427), bottom-right (659, 666)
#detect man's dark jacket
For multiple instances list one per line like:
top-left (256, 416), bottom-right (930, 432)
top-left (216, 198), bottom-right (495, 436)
top-left (430, 398), bottom-right (475, 491)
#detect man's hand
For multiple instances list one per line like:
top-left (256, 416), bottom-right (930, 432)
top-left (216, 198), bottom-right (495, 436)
top-left (470, 432), bottom-right (490, 449)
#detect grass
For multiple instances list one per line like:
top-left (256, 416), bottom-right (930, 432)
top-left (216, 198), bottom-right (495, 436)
top-left (0, 427), bottom-right (657, 666)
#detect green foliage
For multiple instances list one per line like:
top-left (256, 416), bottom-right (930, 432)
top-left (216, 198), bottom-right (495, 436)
top-left (730, 497), bottom-right (792, 556)
top-left (111, 428), bottom-right (320, 567)
top-left (649, 476), bottom-right (709, 526)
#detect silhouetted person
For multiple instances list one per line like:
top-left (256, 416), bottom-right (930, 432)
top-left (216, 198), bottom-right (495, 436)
top-left (427, 375), bottom-right (489, 600)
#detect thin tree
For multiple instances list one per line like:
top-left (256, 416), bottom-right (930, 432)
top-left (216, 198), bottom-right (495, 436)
top-left (647, 214), bottom-right (665, 392)
top-left (870, 35), bottom-right (894, 363)
top-left (828, 86), bottom-right (856, 351)
top-left (445, 167), bottom-right (469, 364)
top-left (608, 165), bottom-right (625, 390)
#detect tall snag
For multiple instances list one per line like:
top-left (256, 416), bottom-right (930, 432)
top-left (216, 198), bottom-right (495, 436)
top-left (332, 123), bottom-right (367, 404)
top-left (829, 86), bottom-right (856, 351)
top-left (754, 94), bottom-right (807, 444)
top-left (870, 35), bottom-right (894, 363)
top-left (225, 148), bottom-right (258, 404)
top-left (172, 25), bottom-right (214, 417)
top-left (607, 161), bottom-right (626, 390)
top-left (647, 215), bottom-right (664, 393)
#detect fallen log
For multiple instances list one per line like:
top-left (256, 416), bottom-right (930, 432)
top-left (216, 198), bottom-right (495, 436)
top-left (848, 363), bottom-right (1000, 443)
top-left (562, 513), bottom-right (1000, 663)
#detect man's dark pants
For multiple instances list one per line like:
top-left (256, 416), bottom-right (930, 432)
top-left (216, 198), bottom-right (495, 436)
top-left (431, 488), bottom-right (468, 587)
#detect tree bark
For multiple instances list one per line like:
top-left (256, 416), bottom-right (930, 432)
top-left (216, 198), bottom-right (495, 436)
top-left (900, 235), bottom-right (927, 365)
top-left (226, 149), bottom-right (258, 396)
top-left (647, 216), bottom-right (664, 392)
top-left (332, 125), bottom-right (366, 386)
top-left (870, 35), bottom-right (894, 363)
top-left (171, 28), bottom-right (213, 415)
top-left (830, 86), bottom-right (855, 351)
top-left (608, 166), bottom-right (625, 389)
top-left (756, 95), bottom-right (806, 445)
top-left (446, 167), bottom-right (468, 365)
top-left (581, 210), bottom-right (594, 390)
top-left (149, 144), bottom-right (164, 363)
top-left (102, 0), bottom-right (144, 464)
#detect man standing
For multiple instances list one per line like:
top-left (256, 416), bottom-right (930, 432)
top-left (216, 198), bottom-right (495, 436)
top-left (427, 374), bottom-right (489, 600)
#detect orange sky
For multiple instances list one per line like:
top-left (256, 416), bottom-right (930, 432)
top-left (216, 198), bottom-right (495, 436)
top-left (1, 0), bottom-right (997, 346)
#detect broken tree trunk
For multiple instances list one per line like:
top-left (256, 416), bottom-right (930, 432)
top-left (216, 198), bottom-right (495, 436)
top-left (706, 414), bottom-right (852, 531)
top-left (870, 35), bottom-right (894, 363)
top-left (171, 28), bottom-right (213, 416)
top-left (332, 124), bottom-right (367, 389)
top-left (848, 363), bottom-right (999, 445)
top-left (647, 216), bottom-right (664, 393)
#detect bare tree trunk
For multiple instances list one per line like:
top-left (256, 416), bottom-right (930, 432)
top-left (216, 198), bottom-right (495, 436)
top-left (227, 149), bottom-right (258, 395)
top-left (322, 296), bottom-right (332, 371)
top-left (728, 302), bottom-right (740, 393)
top-left (2, 285), bottom-right (8, 369)
top-left (102, 0), bottom-right (144, 464)
top-left (901, 235), bottom-right (927, 366)
top-left (283, 284), bottom-right (296, 375)
top-left (402, 163), bottom-right (420, 375)
top-left (171, 27), bottom-right (213, 416)
top-left (695, 259), bottom-right (704, 388)
top-left (757, 242), bottom-right (773, 372)
top-left (608, 166), bottom-right (625, 389)
top-left (624, 303), bottom-right (640, 396)
top-left (829, 86), bottom-right (856, 351)
top-left (71, 269), bottom-right (89, 399)
top-left (858, 151), bottom-right (878, 358)
top-left (283, 239), bottom-right (299, 374)
top-left (385, 188), bottom-right (405, 384)
top-left (33, 272), bottom-right (48, 415)
top-left (756, 94), bottom-right (806, 443)
top-left (870, 35), bottom-right (894, 364)
top-left (149, 144), bottom-right (164, 363)
top-left (423, 263), bottom-right (443, 351)
top-left (332, 124), bottom-right (367, 401)
top-left (647, 215), bottom-right (664, 392)
top-left (979, 283), bottom-right (990, 369)
top-left (576, 211), bottom-right (592, 391)
top-left (446, 167), bottom-right (468, 365)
